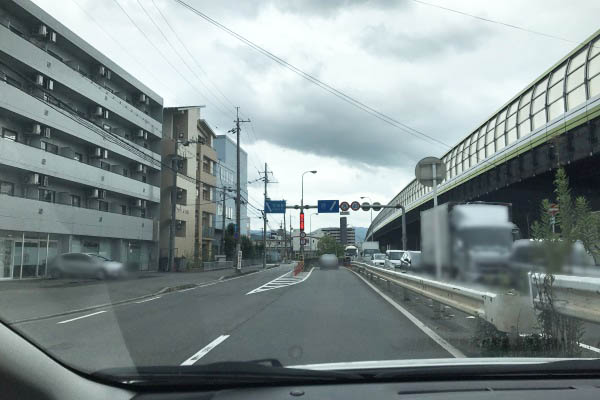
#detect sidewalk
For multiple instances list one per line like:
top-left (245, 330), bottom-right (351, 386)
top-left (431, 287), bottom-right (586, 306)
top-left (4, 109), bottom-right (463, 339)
top-left (0, 263), bottom-right (282, 324)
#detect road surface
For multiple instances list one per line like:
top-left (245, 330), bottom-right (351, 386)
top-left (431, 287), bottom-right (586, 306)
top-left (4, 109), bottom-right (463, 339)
top-left (10, 264), bottom-right (455, 371)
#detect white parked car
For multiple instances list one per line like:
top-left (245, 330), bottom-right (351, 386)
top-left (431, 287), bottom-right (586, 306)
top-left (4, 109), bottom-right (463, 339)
top-left (384, 250), bottom-right (405, 269)
top-left (48, 253), bottom-right (126, 280)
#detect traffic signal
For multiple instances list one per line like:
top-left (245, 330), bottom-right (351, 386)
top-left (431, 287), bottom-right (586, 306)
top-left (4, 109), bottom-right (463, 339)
top-left (300, 212), bottom-right (304, 231)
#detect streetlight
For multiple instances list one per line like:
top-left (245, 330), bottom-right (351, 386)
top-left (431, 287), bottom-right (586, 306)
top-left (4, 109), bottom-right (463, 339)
top-left (360, 196), bottom-right (373, 242)
top-left (309, 213), bottom-right (319, 252)
top-left (300, 170), bottom-right (317, 257)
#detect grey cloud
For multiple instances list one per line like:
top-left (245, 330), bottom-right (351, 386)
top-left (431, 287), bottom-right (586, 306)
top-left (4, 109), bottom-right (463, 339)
top-left (359, 24), bottom-right (492, 61)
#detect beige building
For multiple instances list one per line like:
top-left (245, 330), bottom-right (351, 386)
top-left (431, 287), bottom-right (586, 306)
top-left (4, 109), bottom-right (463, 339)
top-left (160, 107), bottom-right (217, 266)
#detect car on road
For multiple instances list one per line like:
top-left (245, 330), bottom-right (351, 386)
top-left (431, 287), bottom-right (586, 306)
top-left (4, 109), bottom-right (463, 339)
top-left (509, 239), bottom-right (596, 275)
top-left (371, 253), bottom-right (386, 267)
top-left (319, 253), bottom-right (339, 269)
top-left (384, 250), bottom-right (405, 269)
top-left (48, 253), bottom-right (126, 280)
top-left (400, 251), bottom-right (422, 270)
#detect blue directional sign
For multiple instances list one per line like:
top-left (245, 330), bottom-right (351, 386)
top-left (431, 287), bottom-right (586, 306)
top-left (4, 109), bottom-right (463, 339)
top-left (317, 200), bottom-right (340, 213)
top-left (264, 200), bottom-right (286, 214)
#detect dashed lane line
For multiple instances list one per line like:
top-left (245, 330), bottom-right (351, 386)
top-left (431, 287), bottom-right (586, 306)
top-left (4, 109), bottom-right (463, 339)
top-left (181, 335), bottom-right (230, 366)
top-left (57, 311), bottom-right (107, 325)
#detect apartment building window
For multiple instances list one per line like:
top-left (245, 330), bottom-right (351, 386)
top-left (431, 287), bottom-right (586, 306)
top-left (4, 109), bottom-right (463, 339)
top-left (74, 152), bottom-right (83, 162)
top-left (38, 189), bottom-right (55, 203)
top-left (217, 204), bottom-right (223, 216)
top-left (100, 161), bottom-right (111, 171)
top-left (121, 205), bottom-right (127, 215)
top-left (122, 168), bottom-right (129, 177)
top-left (226, 207), bottom-right (233, 219)
top-left (203, 157), bottom-right (211, 174)
top-left (0, 181), bottom-right (15, 195)
top-left (1, 128), bottom-right (17, 141)
top-left (98, 200), bottom-right (109, 212)
top-left (141, 175), bottom-right (147, 183)
top-left (203, 186), bottom-right (211, 201)
top-left (141, 208), bottom-right (147, 218)
top-left (41, 141), bottom-right (58, 154)
top-left (71, 195), bottom-right (81, 207)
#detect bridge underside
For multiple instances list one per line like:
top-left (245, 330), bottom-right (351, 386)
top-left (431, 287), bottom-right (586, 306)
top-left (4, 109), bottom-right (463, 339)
top-left (374, 117), bottom-right (600, 250)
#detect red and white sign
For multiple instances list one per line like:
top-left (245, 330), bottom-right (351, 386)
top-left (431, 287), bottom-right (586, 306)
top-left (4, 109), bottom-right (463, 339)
top-left (548, 203), bottom-right (559, 216)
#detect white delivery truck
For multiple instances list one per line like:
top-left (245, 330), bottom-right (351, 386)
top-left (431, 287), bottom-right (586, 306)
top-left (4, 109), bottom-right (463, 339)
top-left (360, 241), bottom-right (380, 260)
top-left (420, 202), bottom-right (518, 282)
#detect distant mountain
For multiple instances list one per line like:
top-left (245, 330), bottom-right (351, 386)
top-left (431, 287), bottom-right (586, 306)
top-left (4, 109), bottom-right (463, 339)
top-left (353, 227), bottom-right (368, 243)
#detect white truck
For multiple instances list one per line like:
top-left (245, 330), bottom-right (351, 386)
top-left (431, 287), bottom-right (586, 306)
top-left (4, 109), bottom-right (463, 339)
top-left (420, 202), bottom-right (518, 282)
top-left (360, 241), bottom-right (380, 260)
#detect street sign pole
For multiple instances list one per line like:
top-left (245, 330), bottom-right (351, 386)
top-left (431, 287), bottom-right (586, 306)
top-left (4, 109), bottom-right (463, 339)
top-left (432, 163), bottom-right (441, 280)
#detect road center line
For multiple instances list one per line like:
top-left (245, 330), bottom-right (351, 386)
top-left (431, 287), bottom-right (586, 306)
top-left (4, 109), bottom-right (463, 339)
top-left (57, 310), bottom-right (107, 325)
top-left (348, 268), bottom-right (465, 358)
top-left (135, 296), bottom-right (161, 304)
top-left (181, 335), bottom-right (230, 366)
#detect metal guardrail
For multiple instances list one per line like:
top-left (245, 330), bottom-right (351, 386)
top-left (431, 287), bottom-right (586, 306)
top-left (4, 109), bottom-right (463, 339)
top-left (529, 272), bottom-right (600, 324)
top-left (352, 261), bottom-right (536, 333)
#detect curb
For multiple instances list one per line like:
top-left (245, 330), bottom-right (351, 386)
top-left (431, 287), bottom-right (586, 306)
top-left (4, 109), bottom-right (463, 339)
top-left (9, 264), bottom-right (284, 325)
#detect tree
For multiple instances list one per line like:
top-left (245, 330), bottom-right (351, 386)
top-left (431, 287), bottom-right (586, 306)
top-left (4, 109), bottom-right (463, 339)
top-left (241, 235), bottom-right (254, 259)
top-left (529, 167), bottom-right (599, 356)
top-left (531, 168), bottom-right (600, 272)
top-left (317, 235), bottom-right (343, 256)
top-left (224, 223), bottom-right (236, 259)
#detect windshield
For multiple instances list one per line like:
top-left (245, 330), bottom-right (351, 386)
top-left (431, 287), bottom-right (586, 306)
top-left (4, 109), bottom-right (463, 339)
top-left (1, 0), bottom-right (599, 386)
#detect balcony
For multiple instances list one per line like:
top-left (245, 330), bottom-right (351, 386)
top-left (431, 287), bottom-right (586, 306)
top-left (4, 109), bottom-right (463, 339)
top-left (0, 81), bottom-right (161, 170)
top-left (0, 192), bottom-right (155, 241)
top-left (0, 138), bottom-right (160, 202)
top-left (0, 24), bottom-right (162, 136)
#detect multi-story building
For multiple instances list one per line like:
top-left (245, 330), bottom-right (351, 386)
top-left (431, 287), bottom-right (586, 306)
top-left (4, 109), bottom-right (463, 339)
top-left (312, 227), bottom-right (356, 245)
top-left (160, 107), bottom-right (217, 264)
top-left (0, 0), bottom-right (163, 279)
top-left (214, 134), bottom-right (248, 254)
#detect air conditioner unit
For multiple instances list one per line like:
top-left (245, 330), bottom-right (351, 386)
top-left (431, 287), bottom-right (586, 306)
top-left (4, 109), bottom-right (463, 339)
top-left (138, 93), bottom-right (147, 103)
top-left (48, 31), bottom-right (57, 43)
top-left (89, 188), bottom-right (106, 199)
top-left (93, 106), bottom-right (103, 117)
top-left (40, 175), bottom-right (49, 187)
top-left (25, 173), bottom-right (41, 185)
top-left (98, 65), bottom-right (106, 76)
top-left (35, 74), bottom-right (44, 86)
top-left (131, 198), bottom-right (146, 208)
top-left (102, 110), bottom-right (109, 119)
top-left (91, 147), bottom-right (108, 159)
top-left (37, 24), bottom-right (47, 37)
top-left (136, 129), bottom-right (147, 140)
top-left (45, 79), bottom-right (54, 91)
top-left (136, 163), bottom-right (147, 174)
top-left (31, 123), bottom-right (42, 135)
top-left (42, 127), bottom-right (51, 138)
top-left (105, 70), bottom-right (111, 80)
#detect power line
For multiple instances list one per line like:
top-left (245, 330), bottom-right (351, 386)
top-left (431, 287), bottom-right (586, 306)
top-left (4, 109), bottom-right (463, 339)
top-left (150, 0), bottom-right (237, 114)
top-left (409, 0), bottom-right (582, 46)
top-left (171, 0), bottom-right (450, 149)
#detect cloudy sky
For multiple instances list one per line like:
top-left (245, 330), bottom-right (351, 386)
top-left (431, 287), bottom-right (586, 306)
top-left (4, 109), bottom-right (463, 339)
top-left (32, 0), bottom-right (599, 232)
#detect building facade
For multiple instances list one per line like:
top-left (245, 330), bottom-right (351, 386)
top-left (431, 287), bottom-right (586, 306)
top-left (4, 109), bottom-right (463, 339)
top-left (0, 0), bottom-right (163, 278)
top-left (160, 107), bottom-right (217, 264)
top-left (312, 227), bottom-right (356, 245)
top-left (214, 134), bottom-right (248, 254)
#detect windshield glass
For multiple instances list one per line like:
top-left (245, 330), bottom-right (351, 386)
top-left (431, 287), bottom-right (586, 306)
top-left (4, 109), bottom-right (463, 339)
top-left (388, 252), bottom-right (404, 260)
top-left (1, 0), bottom-right (599, 385)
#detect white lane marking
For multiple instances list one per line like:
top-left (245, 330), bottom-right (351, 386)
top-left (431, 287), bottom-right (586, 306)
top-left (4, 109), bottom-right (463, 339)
top-left (181, 335), bottom-right (230, 366)
top-left (579, 342), bottom-right (600, 354)
top-left (135, 296), bottom-right (161, 304)
top-left (246, 268), bottom-right (314, 295)
top-left (57, 310), bottom-right (107, 325)
top-left (348, 269), bottom-right (465, 358)
top-left (178, 287), bottom-right (197, 292)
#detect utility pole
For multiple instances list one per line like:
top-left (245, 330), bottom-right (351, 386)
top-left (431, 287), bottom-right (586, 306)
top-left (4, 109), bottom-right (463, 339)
top-left (262, 163), bottom-right (268, 269)
top-left (233, 107), bottom-right (250, 271)
top-left (221, 188), bottom-right (227, 254)
top-left (168, 150), bottom-right (177, 272)
top-left (283, 210), bottom-right (287, 262)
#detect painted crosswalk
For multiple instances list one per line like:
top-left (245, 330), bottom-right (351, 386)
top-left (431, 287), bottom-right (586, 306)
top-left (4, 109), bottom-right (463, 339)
top-left (246, 268), bottom-right (314, 295)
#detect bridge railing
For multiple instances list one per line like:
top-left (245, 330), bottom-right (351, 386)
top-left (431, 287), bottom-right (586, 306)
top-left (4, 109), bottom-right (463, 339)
top-left (352, 261), bottom-right (600, 333)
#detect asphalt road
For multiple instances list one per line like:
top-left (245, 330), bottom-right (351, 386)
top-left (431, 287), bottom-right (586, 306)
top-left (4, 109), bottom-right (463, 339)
top-left (11, 264), bottom-right (453, 372)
